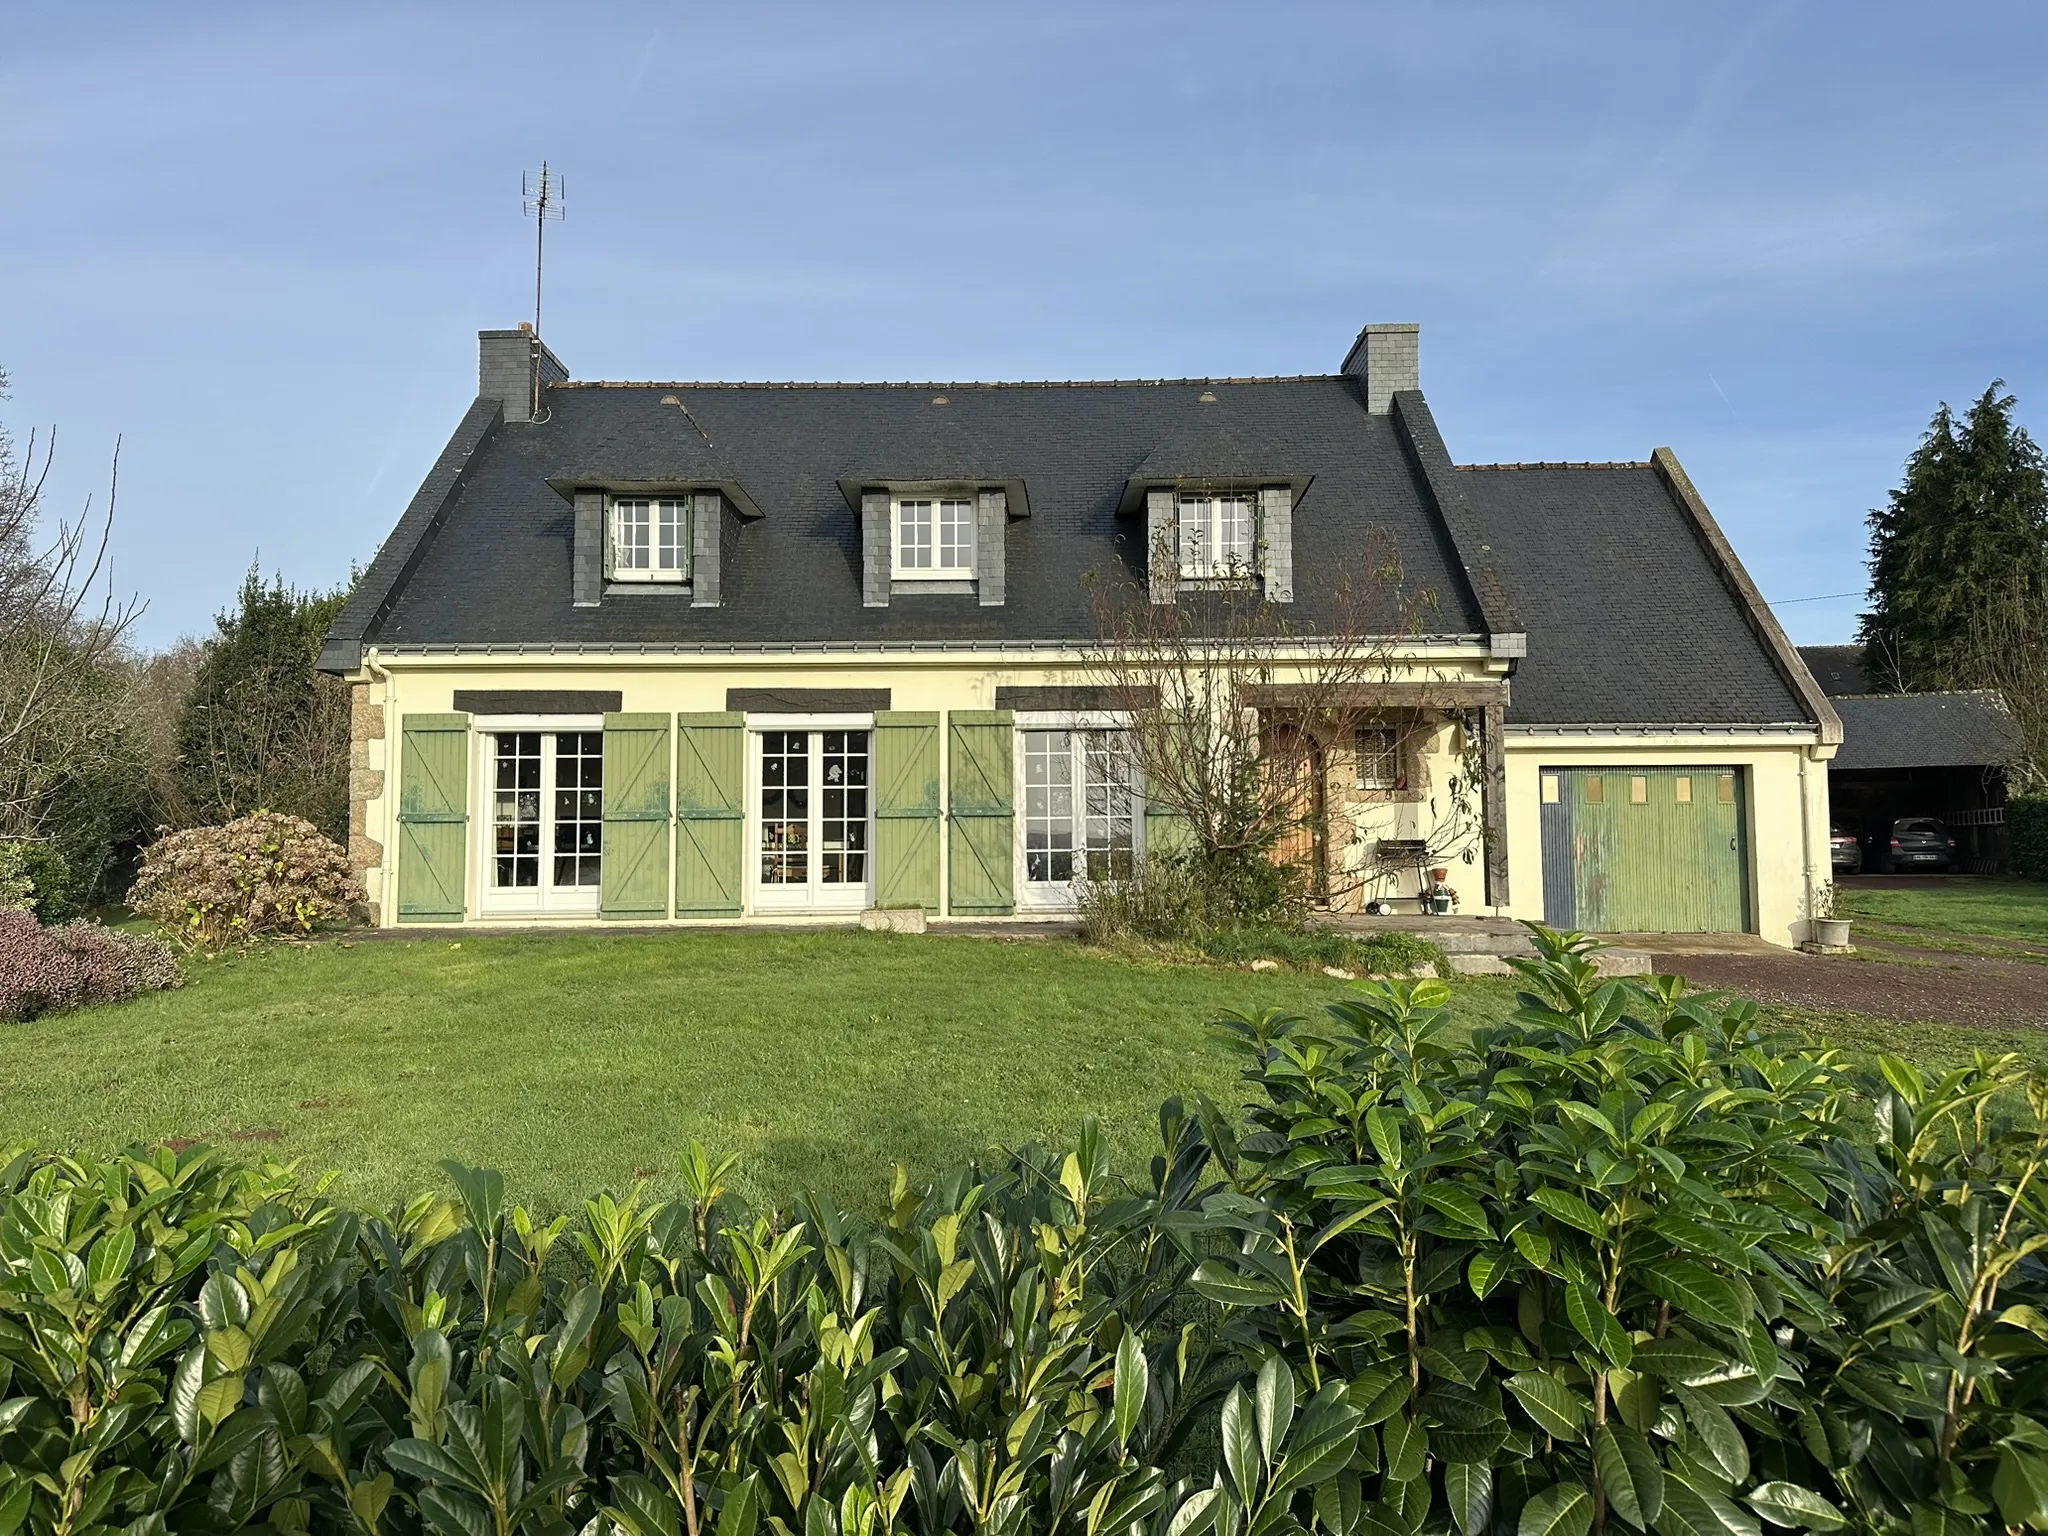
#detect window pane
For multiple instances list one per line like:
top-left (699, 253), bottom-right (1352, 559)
top-left (820, 731), bottom-right (869, 884)
top-left (1082, 731), bottom-right (1134, 882)
top-left (1023, 731), bottom-right (1077, 884)
top-left (1356, 728), bottom-right (1399, 790)
top-left (760, 732), bottom-right (810, 884)
top-left (552, 732), bottom-right (604, 886)
top-left (1218, 495), bottom-right (1253, 568)
top-left (898, 500), bottom-right (934, 569)
top-left (656, 498), bottom-right (688, 574)
top-left (939, 499), bottom-right (976, 570)
top-left (1177, 493), bottom-right (1209, 576)
top-left (613, 500), bottom-right (651, 570)
top-left (492, 733), bottom-right (543, 888)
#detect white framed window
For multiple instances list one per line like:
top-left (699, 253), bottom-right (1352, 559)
top-left (1016, 722), bottom-right (1138, 906)
top-left (894, 496), bottom-right (976, 578)
top-left (477, 723), bottom-right (604, 915)
top-left (750, 723), bottom-right (873, 912)
top-left (1178, 491), bottom-right (1256, 579)
top-left (609, 496), bottom-right (691, 582)
top-left (1355, 727), bottom-right (1409, 792)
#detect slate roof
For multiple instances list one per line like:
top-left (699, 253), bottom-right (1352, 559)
top-left (365, 376), bottom-right (1485, 649)
top-left (1830, 691), bottom-right (2020, 771)
top-left (329, 361), bottom-right (1831, 734)
top-left (1797, 644), bottom-right (1871, 697)
top-left (1454, 464), bottom-right (1815, 727)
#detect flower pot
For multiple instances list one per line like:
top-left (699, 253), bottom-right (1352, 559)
top-left (1429, 867), bottom-right (1450, 884)
top-left (1812, 917), bottom-right (1851, 947)
top-left (1431, 894), bottom-right (1452, 915)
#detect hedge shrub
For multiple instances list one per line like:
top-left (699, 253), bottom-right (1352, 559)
top-left (1, 928), bottom-right (2045, 1535)
top-left (130, 810), bottom-right (363, 949)
top-left (2012, 797), bottom-right (2048, 879)
top-left (0, 908), bottom-right (181, 1021)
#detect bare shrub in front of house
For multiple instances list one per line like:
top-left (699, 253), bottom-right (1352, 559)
top-left (131, 810), bottom-right (363, 950)
top-left (0, 909), bottom-right (180, 1021)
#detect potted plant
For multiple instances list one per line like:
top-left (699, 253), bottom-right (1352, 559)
top-left (1810, 882), bottom-right (1850, 948)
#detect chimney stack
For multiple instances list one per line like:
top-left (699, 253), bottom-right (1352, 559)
top-left (1340, 322), bottom-right (1419, 413)
top-left (479, 324), bottom-right (569, 422)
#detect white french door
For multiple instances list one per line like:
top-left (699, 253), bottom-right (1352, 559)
top-left (1016, 727), bottom-right (1137, 910)
top-left (752, 727), bottom-right (874, 912)
top-left (481, 728), bottom-right (603, 915)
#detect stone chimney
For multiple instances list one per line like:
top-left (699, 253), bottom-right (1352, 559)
top-left (478, 324), bottom-right (569, 422)
top-left (1339, 322), bottom-right (1419, 413)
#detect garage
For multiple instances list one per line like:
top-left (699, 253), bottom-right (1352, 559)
top-left (1539, 767), bottom-right (1750, 933)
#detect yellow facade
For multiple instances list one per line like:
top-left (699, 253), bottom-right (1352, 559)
top-left (348, 646), bottom-right (1832, 946)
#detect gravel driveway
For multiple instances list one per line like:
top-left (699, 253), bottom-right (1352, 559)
top-left (1653, 945), bottom-right (2048, 1030)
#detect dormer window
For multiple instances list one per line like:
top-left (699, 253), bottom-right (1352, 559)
top-left (1178, 491), bottom-right (1256, 578)
top-left (894, 496), bottom-right (976, 579)
top-left (609, 496), bottom-right (690, 582)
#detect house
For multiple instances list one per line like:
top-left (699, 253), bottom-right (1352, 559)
top-left (1796, 645), bottom-right (2018, 871)
top-left (319, 322), bottom-right (1841, 943)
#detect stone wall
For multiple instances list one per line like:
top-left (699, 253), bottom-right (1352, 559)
top-left (348, 681), bottom-right (385, 892)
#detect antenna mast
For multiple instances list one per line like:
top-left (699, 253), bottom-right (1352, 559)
top-left (521, 163), bottom-right (565, 416)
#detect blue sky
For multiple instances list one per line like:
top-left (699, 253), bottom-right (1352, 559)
top-left (5, 2), bottom-right (2044, 649)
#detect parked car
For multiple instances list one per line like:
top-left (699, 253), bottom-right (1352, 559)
top-left (1829, 825), bottom-right (1862, 874)
top-left (1872, 816), bottom-right (1957, 873)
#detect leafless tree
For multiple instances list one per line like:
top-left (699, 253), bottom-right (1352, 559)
top-left (1962, 574), bottom-right (2048, 796)
top-left (1083, 527), bottom-right (1485, 901)
top-left (0, 370), bottom-right (143, 840)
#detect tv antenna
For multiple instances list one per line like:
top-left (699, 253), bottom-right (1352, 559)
top-left (522, 162), bottom-right (564, 340)
top-left (521, 163), bottom-right (564, 419)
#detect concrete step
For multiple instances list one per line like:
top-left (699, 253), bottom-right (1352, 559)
top-left (1448, 950), bottom-right (1651, 977)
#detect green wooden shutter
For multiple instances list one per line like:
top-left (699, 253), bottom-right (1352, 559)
top-left (397, 713), bottom-right (470, 923)
top-left (947, 710), bottom-right (1014, 915)
top-left (601, 713), bottom-right (672, 920)
top-left (874, 711), bottom-right (941, 910)
top-left (675, 713), bottom-right (745, 917)
top-left (1143, 714), bottom-right (1195, 863)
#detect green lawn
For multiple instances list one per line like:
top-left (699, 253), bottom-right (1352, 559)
top-left (1836, 878), bottom-right (2048, 944)
top-left (2, 929), bottom-right (2038, 1214)
top-left (0, 932), bottom-right (1435, 1213)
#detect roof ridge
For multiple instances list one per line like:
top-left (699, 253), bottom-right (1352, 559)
top-left (551, 375), bottom-right (1349, 391)
top-left (1456, 460), bottom-right (1652, 471)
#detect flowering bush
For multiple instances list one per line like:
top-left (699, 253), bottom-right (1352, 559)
top-left (131, 811), bottom-right (363, 950)
top-left (0, 910), bottom-right (182, 1021)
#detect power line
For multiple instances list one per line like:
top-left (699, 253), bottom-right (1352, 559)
top-left (1768, 591), bottom-right (1862, 606)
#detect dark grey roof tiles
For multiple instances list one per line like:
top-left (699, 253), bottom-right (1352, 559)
top-left (1797, 644), bottom-right (1871, 697)
top-left (1455, 463), bottom-right (1811, 727)
top-left (1830, 691), bottom-right (2020, 771)
top-left (371, 376), bottom-right (1484, 648)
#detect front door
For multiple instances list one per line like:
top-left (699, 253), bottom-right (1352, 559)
top-left (753, 728), bottom-right (873, 912)
top-left (482, 730), bottom-right (603, 915)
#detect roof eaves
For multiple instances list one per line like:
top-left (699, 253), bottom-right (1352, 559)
top-left (320, 395), bottom-right (503, 674)
top-left (551, 374), bottom-right (1349, 391)
top-left (1650, 447), bottom-right (1844, 746)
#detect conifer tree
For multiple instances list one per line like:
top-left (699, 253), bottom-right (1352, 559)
top-left (1860, 383), bottom-right (2048, 788)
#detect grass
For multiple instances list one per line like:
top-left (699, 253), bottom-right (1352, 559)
top-left (0, 931), bottom-right (1418, 1215)
top-left (4, 928), bottom-right (2041, 1215)
top-left (1836, 878), bottom-right (2048, 945)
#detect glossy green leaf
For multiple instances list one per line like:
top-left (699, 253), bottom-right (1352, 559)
top-left (1594, 1424), bottom-right (1664, 1530)
top-left (1446, 1462), bottom-right (1493, 1536)
top-left (1743, 1483), bottom-right (1846, 1531)
top-left (1518, 1482), bottom-right (1593, 1536)
top-left (1505, 1372), bottom-right (1586, 1442)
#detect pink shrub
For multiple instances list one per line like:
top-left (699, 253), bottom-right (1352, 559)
top-left (0, 910), bottom-right (181, 1022)
top-left (132, 812), bottom-right (363, 950)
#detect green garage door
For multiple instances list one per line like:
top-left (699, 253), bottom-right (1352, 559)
top-left (1538, 767), bottom-right (1749, 933)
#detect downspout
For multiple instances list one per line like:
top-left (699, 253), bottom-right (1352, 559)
top-left (366, 648), bottom-right (395, 928)
top-left (1796, 747), bottom-right (1814, 944)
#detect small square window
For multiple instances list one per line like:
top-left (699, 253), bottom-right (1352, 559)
top-left (1541, 775), bottom-right (1560, 804)
top-left (1585, 776), bottom-right (1604, 803)
top-left (609, 496), bottom-right (690, 582)
top-left (1630, 776), bottom-right (1648, 804)
top-left (1178, 492), bottom-right (1256, 579)
top-left (1355, 727), bottom-right (1407, 791)
top-left (1718, 773), bottom-right (1736, 804)
top-left (895, 496), bottom-right (975, 578)
top-left (1674, 776), bottom-right (1692, 803)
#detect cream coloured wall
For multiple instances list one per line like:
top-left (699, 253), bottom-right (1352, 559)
top-left (1500, 733), bottom-right (1834, 948)
top-left (355, 646), bottom-right (1505, 926)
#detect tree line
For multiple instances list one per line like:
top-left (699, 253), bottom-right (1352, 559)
top-left (0, 369), bottom-right (351, 916)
